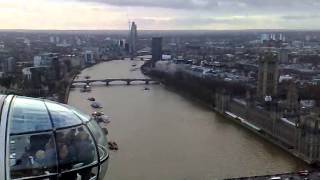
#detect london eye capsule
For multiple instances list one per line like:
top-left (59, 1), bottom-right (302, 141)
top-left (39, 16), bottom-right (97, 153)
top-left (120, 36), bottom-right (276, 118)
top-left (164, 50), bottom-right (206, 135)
top-left (0, 95), bottom-right (109, 180)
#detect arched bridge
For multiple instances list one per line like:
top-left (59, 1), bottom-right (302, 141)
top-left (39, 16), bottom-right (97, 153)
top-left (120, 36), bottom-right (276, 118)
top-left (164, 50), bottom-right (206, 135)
top-left (72, 78), bottom-right (159, 86)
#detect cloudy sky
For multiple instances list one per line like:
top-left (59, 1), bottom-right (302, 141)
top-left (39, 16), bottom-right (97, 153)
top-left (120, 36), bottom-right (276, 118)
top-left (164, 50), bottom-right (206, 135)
top-left (1, 0), bottom-right (320, 30)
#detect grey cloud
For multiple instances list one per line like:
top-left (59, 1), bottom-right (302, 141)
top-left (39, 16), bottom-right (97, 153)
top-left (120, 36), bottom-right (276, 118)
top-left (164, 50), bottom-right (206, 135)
top-left (73, 0), bottom-right (320, 12)
top-left (75, 0), bottom-right (216, 9)
top-left (172, 17), bottom-right (248, 25)
top-left (282, 15), bottom-right (320, 20)
top-left (135, 16), bottom-right (253, 27)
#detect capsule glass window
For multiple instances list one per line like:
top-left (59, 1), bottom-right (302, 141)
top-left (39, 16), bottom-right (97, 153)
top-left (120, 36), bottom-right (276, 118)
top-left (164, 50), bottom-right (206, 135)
top-left (55, 125), bottom-right (98, 178)
top-left (87, 120), bottom-right (108, 161)
top-left (45, 101), bottom-right (82, 129)
top-left (9, 132), bottom-right (58, 179)
top-left (10, 97), bottom-right (52, 134)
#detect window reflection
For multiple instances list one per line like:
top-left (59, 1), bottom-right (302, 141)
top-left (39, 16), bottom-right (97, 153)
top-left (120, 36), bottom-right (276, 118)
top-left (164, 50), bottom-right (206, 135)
top-left (45, 101), bottom-right (82, 129)
top-left (87, 120), bottom-right (109, 179)
top-left (56, 126), bottom-right (98, 180)
top-left (10, 97), bottom-right (52, 134)
top-left (69, 106), bottom-right (91, 122)
top-left (100, 161), bottom-right (109, 179)
top-left (89, 166), bottom-right (99, 180)
top-left (87, 120), bottom-right (109, 160)
top-left (9, 133), bottom-right (58, 179)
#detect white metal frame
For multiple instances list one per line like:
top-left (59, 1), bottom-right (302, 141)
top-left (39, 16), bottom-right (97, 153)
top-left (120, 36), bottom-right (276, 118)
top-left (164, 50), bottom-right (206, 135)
top-left (0, 95), bottom-right (13, 180)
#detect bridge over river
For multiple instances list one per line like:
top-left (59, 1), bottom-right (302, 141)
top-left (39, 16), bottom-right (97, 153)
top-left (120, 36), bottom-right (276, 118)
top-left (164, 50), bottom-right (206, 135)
top-left (72, 78), bottom-right (159, 86)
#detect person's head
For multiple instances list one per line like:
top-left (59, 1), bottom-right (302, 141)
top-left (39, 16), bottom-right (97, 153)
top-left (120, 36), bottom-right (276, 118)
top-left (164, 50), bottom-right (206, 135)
top-left (67, 129), bottom-right (76, 135)
top-left (35, 150), bottom-right (45, 160)
top-left (78, 127), bottom-right (84, 132)
top-left (65, 129), bottom-right (76, 144)
top-left (78, 130), bottom-right (89, 141)
top-left (56, 132), bottom-right (65, 147)
top-left (58, 144), bottom-right (69, 160)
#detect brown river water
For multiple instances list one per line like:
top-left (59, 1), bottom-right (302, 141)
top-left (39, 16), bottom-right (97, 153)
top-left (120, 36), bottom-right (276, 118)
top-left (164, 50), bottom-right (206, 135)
top-left (68, 60), bottom-right (305, 180)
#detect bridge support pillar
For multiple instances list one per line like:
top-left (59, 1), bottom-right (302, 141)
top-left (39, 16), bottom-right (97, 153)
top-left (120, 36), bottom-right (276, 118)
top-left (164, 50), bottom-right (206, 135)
top-left (145, 81), bottom-right (149, 85)
top-left (126, 81), bottom-right (130, 85)
top-left (105, 82), bottom-right (109, 86)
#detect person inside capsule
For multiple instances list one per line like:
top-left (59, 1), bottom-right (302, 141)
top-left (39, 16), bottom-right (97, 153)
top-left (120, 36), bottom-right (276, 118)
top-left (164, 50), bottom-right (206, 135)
top-left (5, 96), bottom-right (109, 180)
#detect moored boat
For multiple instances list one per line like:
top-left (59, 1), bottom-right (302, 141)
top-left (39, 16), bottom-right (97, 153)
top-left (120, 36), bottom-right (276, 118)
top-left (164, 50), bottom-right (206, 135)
top-left (91, 102), bottom-right (102, 108)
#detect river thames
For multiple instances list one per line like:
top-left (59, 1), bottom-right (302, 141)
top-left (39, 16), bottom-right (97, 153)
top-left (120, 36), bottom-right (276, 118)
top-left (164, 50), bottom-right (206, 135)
top-left (68, 60), bottom-right (305, 180)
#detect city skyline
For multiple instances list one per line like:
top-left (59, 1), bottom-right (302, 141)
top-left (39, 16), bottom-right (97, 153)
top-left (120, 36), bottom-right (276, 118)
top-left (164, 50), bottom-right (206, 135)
top-left (1, 0), bottom-right (320, 30)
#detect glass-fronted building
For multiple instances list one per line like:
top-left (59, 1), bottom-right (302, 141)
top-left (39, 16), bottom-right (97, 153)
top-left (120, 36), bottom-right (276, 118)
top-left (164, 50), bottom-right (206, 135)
top-left (0, 95), bottom-right (109, 180)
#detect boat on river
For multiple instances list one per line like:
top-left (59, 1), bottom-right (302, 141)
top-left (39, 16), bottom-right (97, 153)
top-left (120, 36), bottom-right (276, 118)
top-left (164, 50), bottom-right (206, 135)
top-left (95, 115), bottom-right (110, 124)
top-left (92, 111), bottom-right (104, 116)
top-left (108, 141), bottom-right (118, 151)
top-left (81, 85), bottom-right (91, 92)
top-left (88, 97), bottom-right (95, 101)
top-left (91, 102), bottom-right (102, 108)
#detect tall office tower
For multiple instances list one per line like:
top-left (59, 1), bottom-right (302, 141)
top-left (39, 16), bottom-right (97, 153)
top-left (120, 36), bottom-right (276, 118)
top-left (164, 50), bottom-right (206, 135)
top-left (129, 22), bottom-right (137, 58)
top-left (119, 39), bottom-right (126, 48)
top-left (151, 37), bottom-right (163, 67)
top-left (2, 57), bottom-right (16, 73)
top-left (260, 34), bottom-right (269, 43)
top-left (279, 34), bottom-right (286, 42)
top-left (305, 35), bottom-right (311, 42)
top-left (279, 33), bottom-right (285, 41)
top-left (282, 35), bottom-right (286, 42)
top-left (279, 48), bottom-right (289, 64)
top-left (49, 36), bottom-right (55, 43)
top-left (257, 52), bottom-right (279, 99)
top-left (84, 50), bottom-right (95, 65)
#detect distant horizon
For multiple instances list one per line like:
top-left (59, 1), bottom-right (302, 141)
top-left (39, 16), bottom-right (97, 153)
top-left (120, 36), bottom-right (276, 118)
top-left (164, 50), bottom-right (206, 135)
top-left (1, 28), bottom-right (320, 32)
